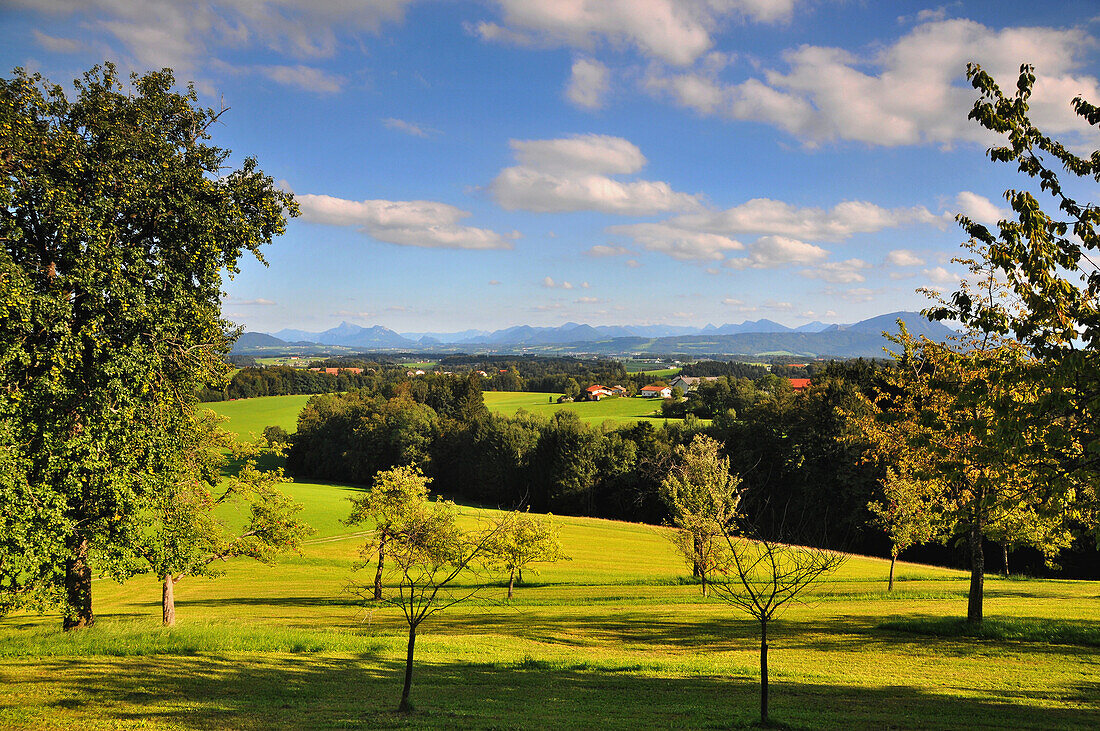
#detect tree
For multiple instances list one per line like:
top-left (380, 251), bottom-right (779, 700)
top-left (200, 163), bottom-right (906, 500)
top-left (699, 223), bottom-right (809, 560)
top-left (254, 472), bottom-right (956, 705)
top-left (660, 435), bottom-right (741, 596)
top-left (348, 478), bottom-right (510, 713)
top-left (712, 531), bottom-right (845, 725)
top-left (868, 467), bottom-right (940, 591)
top-left (927, 63), bottom-right (1100, 530)
top-left (485, 509), bottom-right (568, 598)
top-left (0, 64), bottom-right (296, 629)
top-left (346, 465), bottom-right (432, 601)
top-left (139, 412), bottom-right (311, 626)
top-left (856, 325), bottom-right (1075, 623)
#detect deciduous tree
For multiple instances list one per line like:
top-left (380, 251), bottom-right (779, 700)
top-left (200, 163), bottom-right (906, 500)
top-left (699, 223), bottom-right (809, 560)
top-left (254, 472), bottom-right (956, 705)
top-left (0, 64), bottom-right (296, 628)
top-left (660, 435), bottom-right (741, 596)
top-left (485, 509), bottom-right (568, 598)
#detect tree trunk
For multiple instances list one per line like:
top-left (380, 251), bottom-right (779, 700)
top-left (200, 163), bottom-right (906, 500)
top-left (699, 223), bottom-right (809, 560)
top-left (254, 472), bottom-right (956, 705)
top-left (162, 576), bottom-right (176, 626)
top-left (1002, 543), bottom-right (1010, 578)
top-left (701, 569), bottom-right (708, 597)
top-left (759, 618), bottom-right (769, 725)
top-left (517, 566), bottom-right (523, 584)
top-left (692, 535), bottom-right (702, 578)
top-left (398, 623), bottom-right (417, 712)
top-left (888, 552), bottom-right (897, 592)
top-left (63, 534), bottom-right (94, 631)
top-left (374, 532), bottom-right (387, 601)
top-left (508, 568), bottom-right (515, 599)
top-left (967, 521), bottom-right (985, 625)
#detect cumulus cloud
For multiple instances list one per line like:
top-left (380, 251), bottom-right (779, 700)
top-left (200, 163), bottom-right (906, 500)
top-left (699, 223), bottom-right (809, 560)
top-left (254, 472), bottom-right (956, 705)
top-left (475, 0), bottom-right (799, 67)
top-left (606, 222), bottom-right (742, 262)
top-left (543, 276), bottom-right (575, 289)
top-left (954, 191), bottom-right (1010, 226)
top-left (724, 236), bottom-right (828, 269)
top-left (297, 193), bottom-right (517, 250)
top-left (575, 296), bottom-right (602, 304)
top-left (491, 134), bottom-right (701, 215)
top-left (670, 198), bottom-right (942, 241)
top-left (228, 298), bottom-right (278, 306)
top-left (800, 258), bottom-right (872, 283)
top-left (566, 57), bottom-right (610, 109)
top-left (643, 19), bottom-right (1100, 148)
top-left (923, 266), bottom-right (960, 285)
top-left (886, 249), bottom-right (925, 266)
top-left (18, 0), bottom-right (414, 78)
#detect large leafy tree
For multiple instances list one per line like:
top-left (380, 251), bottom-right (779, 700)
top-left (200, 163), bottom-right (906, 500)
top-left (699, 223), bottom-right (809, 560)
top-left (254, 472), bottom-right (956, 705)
top-left (927, 63), bottom-right (1100, 523)
top-left (0, 64), bottom-right (296, 628)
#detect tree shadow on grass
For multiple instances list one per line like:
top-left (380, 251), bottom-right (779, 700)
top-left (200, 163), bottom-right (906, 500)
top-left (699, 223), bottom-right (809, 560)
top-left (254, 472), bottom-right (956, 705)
top-left (2, 652), bottom-right (1096, 730)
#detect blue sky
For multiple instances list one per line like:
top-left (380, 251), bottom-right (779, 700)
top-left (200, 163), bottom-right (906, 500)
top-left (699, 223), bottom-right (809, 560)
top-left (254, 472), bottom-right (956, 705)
top-left (3, 1), bottom-right (1099, 333)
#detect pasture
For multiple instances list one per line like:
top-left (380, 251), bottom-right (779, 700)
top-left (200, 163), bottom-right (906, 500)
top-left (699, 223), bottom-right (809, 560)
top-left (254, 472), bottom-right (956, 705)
top-left (1, 477), bottom-right (1097, 729)
top-left (483, 391), bottom-right (687, 426)
top-left (2, 396), bottom-right (1096, 728)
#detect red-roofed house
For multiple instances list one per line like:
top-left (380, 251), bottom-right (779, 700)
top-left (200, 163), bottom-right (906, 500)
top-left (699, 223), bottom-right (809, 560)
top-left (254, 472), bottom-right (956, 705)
top-left (787, 378), bottom-right (812, 392)
top-left (584, 385), bottom-right (613, 401)
top-left (640, 384), bottom-right (672, 399)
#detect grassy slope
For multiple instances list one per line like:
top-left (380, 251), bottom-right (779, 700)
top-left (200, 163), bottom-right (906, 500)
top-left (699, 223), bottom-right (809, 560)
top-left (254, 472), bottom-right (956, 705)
top-left (205, 394), bottom-right (312, 438)
top-left (2, 395), bottom-right (1096, 728)
top-left (484, 391), bottom-right (692, 426)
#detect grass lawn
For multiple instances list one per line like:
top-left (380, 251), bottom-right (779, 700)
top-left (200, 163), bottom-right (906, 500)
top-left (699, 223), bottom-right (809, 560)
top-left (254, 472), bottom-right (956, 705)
top-left (484, 391), bottom-right (693, 426)
top-left (205, 394), bottom-right (312, 440)
top-left (1, 466), bottom-right (1097, 729)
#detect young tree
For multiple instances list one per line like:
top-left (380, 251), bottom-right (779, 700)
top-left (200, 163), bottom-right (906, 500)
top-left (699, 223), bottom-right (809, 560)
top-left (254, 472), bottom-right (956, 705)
top-left (712, 532), bottom-right (845, 726)
top-left (868, 467), bottom-right (941, 591)
top-left (0, 64), bottom-right (296, 629)
top-left (349, 481), bottom-right (511, 713)
top-left (660, 435), bottom-right (741, 596)
top-left (139, 413), bottom-right (311, 625)
top-left (346, 465), bottom-right (432, 601)
top-left (485, 509), bottom-right (568, 598)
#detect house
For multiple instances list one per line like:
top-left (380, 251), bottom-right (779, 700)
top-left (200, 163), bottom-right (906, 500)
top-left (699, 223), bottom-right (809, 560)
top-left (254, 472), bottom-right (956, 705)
top-left (610, 385), bottom-right (628, 397)
top-left (669, 375), bottom-right (722, 393)
top-left (584, 384), bottom-right (613, 401)
top-left (640, 384), bottom-right (672, 399)
top-left (787, 378), bottom-right (812, 392)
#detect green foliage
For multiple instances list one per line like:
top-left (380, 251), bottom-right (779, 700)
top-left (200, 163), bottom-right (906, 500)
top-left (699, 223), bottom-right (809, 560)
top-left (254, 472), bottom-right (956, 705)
top-left (484, 510), bottom-right (569, 597)
top-left (0, 63), bottom-right (296, 626)
top-left (660, 435), bottom-right (741, 596)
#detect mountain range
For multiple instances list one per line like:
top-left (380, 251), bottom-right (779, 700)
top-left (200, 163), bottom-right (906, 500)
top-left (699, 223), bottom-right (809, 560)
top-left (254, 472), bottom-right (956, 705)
top-left (234, 312), bottom-right (957, 359)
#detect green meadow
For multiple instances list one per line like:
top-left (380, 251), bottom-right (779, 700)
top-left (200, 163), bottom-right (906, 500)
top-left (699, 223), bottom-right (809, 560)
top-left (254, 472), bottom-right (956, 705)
top-left (2, 395), bottom-right (1096, 729)
top-left (483, 391), bottom-right (692, 426)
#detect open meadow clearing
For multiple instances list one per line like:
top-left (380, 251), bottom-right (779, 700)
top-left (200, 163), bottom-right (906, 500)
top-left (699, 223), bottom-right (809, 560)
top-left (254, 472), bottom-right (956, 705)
top-left (2, 396), bottom-right (1096, 729)
top-left (483, 391), bottom-right (691, 426)
top-left (1, 445), bottom-right (1098, 728)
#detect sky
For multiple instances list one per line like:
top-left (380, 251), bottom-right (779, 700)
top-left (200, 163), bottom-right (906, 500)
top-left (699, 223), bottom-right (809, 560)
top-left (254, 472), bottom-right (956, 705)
top-left (3, 1), bottom-right (1099, 334)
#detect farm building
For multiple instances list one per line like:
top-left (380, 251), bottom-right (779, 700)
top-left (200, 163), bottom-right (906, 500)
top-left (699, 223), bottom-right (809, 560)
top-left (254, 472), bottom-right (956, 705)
top-left (639, 384), bottom-right (672, 399)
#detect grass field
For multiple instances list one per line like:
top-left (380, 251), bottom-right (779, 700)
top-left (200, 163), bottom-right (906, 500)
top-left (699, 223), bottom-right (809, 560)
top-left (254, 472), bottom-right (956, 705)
top-left (205, 394), bottom-right (312, 439)
top-left (3, 396), bottom-right (1096, 728)
top-left (483, 391), bottom-right (694, 426)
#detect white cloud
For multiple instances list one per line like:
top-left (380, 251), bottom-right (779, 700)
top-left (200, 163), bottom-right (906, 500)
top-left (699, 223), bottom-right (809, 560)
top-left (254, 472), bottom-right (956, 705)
top-left (477, 0), bottom-right (799, 67)
top-left (575, 296), bottom-right (602, 304)
top-left (822, 286), bottom-right (886, 303)
top-left (566, 57), bottom-right (610, 109)
top-left (722, 297), bottom-right (758, 313)
top-left (724, 235), bottom-right (828, 269)
top-left (644, 19), bottom-right (1100, 148)
top-left (586, 244), bottom-right (633, 257)
top-left (383, 118), bottom-right (437, 137)
top-left (491, 134), bottom-right (701, 215)
top-left (543, 276), bottom-right (574, 289)
top-left (297, 193), bottom-right (517, 250)
top-left (886, 249), bottom-right (925, 266)
top-left (488, 280), bottom-right (502, 285)
top-left (923, 266), bottom-right (960, 285)
top-left (671, 198), bottom-right (941, 242)
top-left (257, 64), bottom-right (344, 93)
top-left (799, 258), bottom-right (871, 283)
top-left (607, 222), bottom-right (742, 261)
top-left (32, 30), bottom-right (90, 53)
top-left (626, 259), bottom-right (642, 268)
top-left (229, 298), bottom-right (278, 306)
top-left (20, 0), bottom-right (414, 77)
top-left (954, 191), bottom-right (1009, 226)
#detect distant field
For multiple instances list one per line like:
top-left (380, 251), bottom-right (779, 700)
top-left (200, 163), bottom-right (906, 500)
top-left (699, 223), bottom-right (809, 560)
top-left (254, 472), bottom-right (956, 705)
top-left (206, 394), bottom-right (312, 439)
top-left (255, 356), bottom-right (314, 367)
top-left (484, 391), bottom-right (688, 426)
top-left (399, 361), bottom-right (437, 369)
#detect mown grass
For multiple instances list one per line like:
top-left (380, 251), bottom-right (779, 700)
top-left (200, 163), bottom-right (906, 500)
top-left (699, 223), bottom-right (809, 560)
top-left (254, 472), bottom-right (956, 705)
top-left (483, 390), bottom-right (698, 426)
top-left (2, 399), bottom-right (1097, 728)
top-left (206, 394), bottom-right (311, 438)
